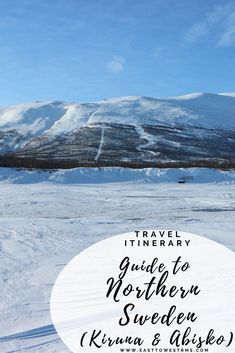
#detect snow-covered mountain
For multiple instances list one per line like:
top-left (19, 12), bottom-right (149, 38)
top-left (0, 93), bottom-right (235, 168)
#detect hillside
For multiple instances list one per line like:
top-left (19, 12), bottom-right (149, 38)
top-left (0, 93), bottom-right (235, 169)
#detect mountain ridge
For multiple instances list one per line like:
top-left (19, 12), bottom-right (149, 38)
top-left (0, 93), bottom-right (234, 170)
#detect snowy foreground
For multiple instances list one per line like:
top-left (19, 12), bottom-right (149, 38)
top-left (0, 167), bottom-right (235, 352)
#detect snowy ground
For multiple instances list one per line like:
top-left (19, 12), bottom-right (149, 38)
top-left (0, 170), bottom-right (235, 352)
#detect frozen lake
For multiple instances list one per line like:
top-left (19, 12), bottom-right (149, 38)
top-left (0, 181), bottom-right (234, 352)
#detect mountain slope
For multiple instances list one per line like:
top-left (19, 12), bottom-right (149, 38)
top-left (0, 93), bottom-right (235, 169)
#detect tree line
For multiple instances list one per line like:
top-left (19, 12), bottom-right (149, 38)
top-left (0, 155), bottom-right (234, 170)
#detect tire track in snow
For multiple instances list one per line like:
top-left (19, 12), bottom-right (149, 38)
top-left (0, 324), bottom-right (59, 353)
top-left (0, 324), bottom-right (56, 342)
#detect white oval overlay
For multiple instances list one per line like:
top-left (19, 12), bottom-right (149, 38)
top-left (50, 230), bottom-right (235, 353)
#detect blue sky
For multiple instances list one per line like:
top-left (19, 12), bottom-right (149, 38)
top-left (0, 0), bottom-right (235, 105)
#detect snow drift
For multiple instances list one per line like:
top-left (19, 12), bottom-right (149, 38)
top-left (0, 167), bottom-right (234, 184)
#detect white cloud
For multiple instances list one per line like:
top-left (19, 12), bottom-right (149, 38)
top-left (185, 22), bottom-right (209, 43)
top-left (219, 25), bottom-right (235, 45)
top-left (185, 3), bottom-right (235, 46)
top-left (218, 11), bottom-right (235, 46)
top-left (107, 56), bottom-right (125, 73)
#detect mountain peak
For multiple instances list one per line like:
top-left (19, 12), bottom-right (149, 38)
top-left (0, 92), bottom-right (235, 136)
